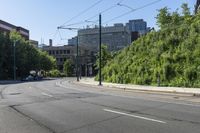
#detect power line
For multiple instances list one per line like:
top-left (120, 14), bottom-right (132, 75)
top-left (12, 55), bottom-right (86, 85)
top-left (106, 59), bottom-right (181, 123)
top-left (58, 30), bottom-right (67, 40)
top-left (55, 0), bottom-right (161, 44)
top-left (62, 0), bottom-right (125, 28)
top-left (103, 0), bottom-right (162, 24)
top-left (61, 0), bottom-right (104, 26)
top-left (64, 19), bottom-right (98, 27)
top-left (86, 0), bottom-right (125, 21)
top-left (52, 29), bottom-right (59, 41)
top-left (57, 0), bottom-right (124, 40)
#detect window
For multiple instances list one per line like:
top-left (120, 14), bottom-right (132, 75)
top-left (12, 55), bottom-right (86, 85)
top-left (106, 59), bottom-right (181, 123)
top-left (56, 51), bottom-right (59, 54)
top-left (64, 50), bottom-right (66, 54)
top-left (67, 50), bottom-right (70, 54)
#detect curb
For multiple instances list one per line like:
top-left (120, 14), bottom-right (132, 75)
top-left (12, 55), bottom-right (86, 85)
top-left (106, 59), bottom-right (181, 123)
top-left (77, 79), bottom-right (200, 95)
top-left (0, 81), bottom-right (22, 85)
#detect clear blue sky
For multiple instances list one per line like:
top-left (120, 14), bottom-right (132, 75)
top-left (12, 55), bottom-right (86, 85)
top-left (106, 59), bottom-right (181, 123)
top-left (0, 0), bottom-right (196, 45)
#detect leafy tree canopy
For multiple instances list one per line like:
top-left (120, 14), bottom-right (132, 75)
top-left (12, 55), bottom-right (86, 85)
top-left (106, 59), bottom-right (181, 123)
top-left (63, 59), bottom-right (73, 77)
top-left (99, 3), bottom-right (200, 88)
top-left (0, 31), bottom-right (56, 79)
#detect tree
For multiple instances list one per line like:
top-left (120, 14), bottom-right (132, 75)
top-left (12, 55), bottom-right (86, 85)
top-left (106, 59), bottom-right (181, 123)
top-left (0, 31), bottom-right (56, 79)
top-left (171, 10), bottom-right (181, 26)
top-left (0, 32), bottom-right (12, 79)
top-left (39, 51), bottom-right (56, 71)
top-left (99, 3), bottom-right (200, 88)
top-left (156, 7), bottom-right (171, 29)
top-left (63, 59), bottom-right (73, 77)
top-left (181, 3), bottom-right (190, 17)
top-left (95, 44), bottom-right (112, 70)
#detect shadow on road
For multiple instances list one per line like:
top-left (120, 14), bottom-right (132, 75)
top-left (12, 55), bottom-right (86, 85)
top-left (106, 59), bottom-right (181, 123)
top-left (0, 78), bottom-right (56, 85)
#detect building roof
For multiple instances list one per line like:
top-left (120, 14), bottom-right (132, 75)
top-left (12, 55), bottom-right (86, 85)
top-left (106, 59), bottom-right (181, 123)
top-left (0, 19), bottom-right (29, 33)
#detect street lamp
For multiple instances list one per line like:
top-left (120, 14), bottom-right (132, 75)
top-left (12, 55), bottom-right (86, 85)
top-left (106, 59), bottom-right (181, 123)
top-left (13, 40), bottom-right (18, 81)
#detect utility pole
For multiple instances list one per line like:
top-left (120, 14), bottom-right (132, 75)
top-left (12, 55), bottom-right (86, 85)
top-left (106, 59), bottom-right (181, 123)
top-left (13, 41), bottom-right (16, 81)
top-left (76, 36), bottom-right (79, 81)
top-left (99, 13), bottom-right (102, 86)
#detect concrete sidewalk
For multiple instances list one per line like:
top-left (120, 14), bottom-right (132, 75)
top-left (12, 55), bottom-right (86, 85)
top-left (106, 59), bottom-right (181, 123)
top-left (78, 78), bottom-right (200, 95)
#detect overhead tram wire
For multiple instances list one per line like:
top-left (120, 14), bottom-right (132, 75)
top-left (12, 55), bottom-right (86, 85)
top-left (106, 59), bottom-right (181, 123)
top-left (52, 29), bottom-right (59, 42)
top-left (61, 0), bottom-right (104, 26)
top-left (58, 30), bottom-right (67, 40)
top-left (62, 0), bottom-right (125, 28)
top-left (86, 0), bottom-right (125, 21)
top-left (103, 0), bottom-right (162, 24)
top-left (64, 19), bottom-right (99, 27)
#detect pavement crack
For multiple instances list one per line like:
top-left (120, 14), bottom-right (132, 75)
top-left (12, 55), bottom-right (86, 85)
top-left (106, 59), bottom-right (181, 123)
top-left (0, 86), bottom-right (8, 99)
top-left (62, 115), bottom-right (121, 133)
top-left (9, 105), bottom-right (56, 133)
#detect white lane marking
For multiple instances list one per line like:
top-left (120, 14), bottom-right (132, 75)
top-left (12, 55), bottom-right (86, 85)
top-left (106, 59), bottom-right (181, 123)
top-left (57, 81), bottom-right (200, 107)
top-left (41, 92), bottom-right (53, 97)
top-left (103, 109), bottom-right (166, 124)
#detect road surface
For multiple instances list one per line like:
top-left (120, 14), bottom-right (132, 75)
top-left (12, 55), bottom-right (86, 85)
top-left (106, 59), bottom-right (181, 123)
top-left (0, 78), bottom-right (200, 133)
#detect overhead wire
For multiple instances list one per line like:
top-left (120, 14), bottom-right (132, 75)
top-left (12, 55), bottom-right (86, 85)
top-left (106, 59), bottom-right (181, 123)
top-left (86, 0), bottom-right (125, 21)
top-left (55, 0), bottom-right (161, 43)
top-left (103, 0), bottom-right (162, 24)
top-left (58, 30), bottom-right (67, 40)
top-left (62, 0), bottom-right (125, 27)
top-left (52, 29), bottom-right (59, 41)
top-left (61, 0), bottom-right (104, 26)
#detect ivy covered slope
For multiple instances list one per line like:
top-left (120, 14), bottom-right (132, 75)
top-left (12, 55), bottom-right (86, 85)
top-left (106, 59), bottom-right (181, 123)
top-left (101, 4), bottom-right (200, 87)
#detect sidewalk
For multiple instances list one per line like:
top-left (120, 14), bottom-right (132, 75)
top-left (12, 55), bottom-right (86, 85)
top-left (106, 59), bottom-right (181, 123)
top-left (78, 78), bottom-right (200, 95)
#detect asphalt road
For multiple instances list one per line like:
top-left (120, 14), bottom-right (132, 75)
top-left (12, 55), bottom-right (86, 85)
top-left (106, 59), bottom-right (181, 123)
top-left (0, 78), bottom-right (200, 133)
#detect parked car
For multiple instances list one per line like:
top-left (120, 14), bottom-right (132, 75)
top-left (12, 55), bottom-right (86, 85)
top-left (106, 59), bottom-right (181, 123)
top-left (25, 75), bottom-right (34, 81)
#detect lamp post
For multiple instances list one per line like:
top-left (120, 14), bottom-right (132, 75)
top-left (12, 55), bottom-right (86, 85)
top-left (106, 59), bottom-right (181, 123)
top-left (13, 40), bottom-right (17, 80)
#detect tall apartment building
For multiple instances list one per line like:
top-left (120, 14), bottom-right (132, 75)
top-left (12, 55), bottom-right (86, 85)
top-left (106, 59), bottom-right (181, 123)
top-left (68, 36), bottom-right (78, 45)
top-left (78, 19), bottom-right (149, 52)
top-left (126, 19), bottom-right (148, 35)
top-left (0, 20), bottom-right (29, 40)
top-left (78, 23), bottom-right (131, 52)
